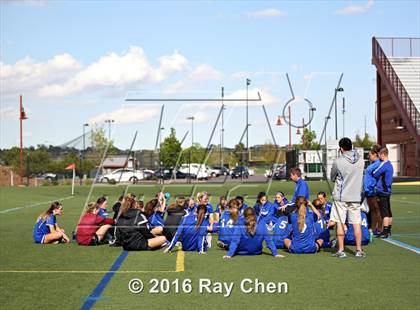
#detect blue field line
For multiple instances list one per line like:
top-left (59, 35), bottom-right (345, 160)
top-left (80, 251), bottom-right (129, 310)
top-left (382, 238), bottom-right (420, 254)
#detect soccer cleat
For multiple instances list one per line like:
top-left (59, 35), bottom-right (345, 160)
top-left (331, 251), bottom-right (347, 258)
top-left (378, 232), bottom-right (390, 239)
top-left (355, 250), bottom-right (367, 258)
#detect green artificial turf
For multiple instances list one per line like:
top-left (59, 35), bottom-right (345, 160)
top-left (0, 182), bottom-right (419, 310)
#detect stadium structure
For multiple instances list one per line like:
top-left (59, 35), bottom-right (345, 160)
top-left (372, 37), bottom-right (420, 177)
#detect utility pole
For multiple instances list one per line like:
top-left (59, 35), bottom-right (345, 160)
top-left (288, 106), bottom-right (292, 150)
top-left (334, 87), bottom-right (344, 140)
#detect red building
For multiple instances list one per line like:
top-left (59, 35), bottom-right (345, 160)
top-left (372, 37), bottom-right (420, 177)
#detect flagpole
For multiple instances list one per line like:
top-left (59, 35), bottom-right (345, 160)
top-left (71, 167), bottom-right (75, 195)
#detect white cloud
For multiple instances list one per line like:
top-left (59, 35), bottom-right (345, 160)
top-left (333, 0), bottom-right (374, 15)
top-left (248, 9), bottom-right (286, 18)
top-left (88, 105), bottom-right (160, 125)
top-left (0, 54), bottom-right (81, 98)
top-left (164, 64), bottom-right (223, 94)
top-left (0, 106), bottom-right (19, 120)
top-left (39, 47), bottom-right (189, 97)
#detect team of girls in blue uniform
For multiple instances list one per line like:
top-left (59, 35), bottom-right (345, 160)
top-left (33, 188), bottom-right (371, 258)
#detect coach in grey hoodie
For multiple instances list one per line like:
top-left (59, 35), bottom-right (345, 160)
top-left (330, 137), bottom-right (366, 258)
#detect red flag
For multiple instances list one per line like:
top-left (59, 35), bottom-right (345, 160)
top-left (65, 163), bottom-right (76, 170)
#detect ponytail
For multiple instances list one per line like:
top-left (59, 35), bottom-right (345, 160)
top-left (39, 201), bottom-right (61, 221)
top-left (228, 199), bottom-right (240, 224)
top-left (84, 202), bottom-right (98, 215)
top-left (244, 207), bottom-right (257, 236)
top-left (195, 204), bottom-right (207, 230)
top-left (296, 196), bottom-right (307, 233)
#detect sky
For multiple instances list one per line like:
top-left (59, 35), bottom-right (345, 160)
top-left (1, 0), bottom-right (419, 151)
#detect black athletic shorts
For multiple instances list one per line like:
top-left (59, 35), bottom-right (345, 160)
top-left (377, 194), bottom-right (392, 218)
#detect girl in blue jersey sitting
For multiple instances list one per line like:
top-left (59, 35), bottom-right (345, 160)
top-left (345, 202), bottom-right (370, 246)
top-left (214, 196), bottom-right (228, 222)
top-left (215, 199), bottom-right (241, 250)
top-left (223, 207), bottom-right (284, 259)
top-left (312, 198), bottom-right (331, 248)
top-left (272, 209), bottom-right (292, 249)
top-left (164, 204), bottom-right (212, 254)
top-left (284, 197), bottom-right (324, 254)
top-left (254, 192), bottom-right (275, 230)
top-left (148, 193), bottom-right (166, 230)
top-left (33, 201), bottom-right (70, 244)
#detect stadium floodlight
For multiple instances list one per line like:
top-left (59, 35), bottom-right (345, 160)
top-left (186, 116), bottom-right (195, 146)
top-left (334, 87), bottom-right (344, 139)
top-left (104, 119), bottom-right (115, 141)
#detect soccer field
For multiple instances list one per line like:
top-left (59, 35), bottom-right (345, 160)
top-left (0, 182), bottom-right (419, 310)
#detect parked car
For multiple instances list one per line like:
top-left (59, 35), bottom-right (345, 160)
top-left (231, 166), bottom-right (249, 179)
top-left (139, 168), bottom-right (154, 180)
top-left (209, 166), bottom-right (230, 177)
top-left (34, 172), bottom-right (57, 181)
top-left (154, 168), bottom-right (190, 180)
top-left (265, 164), bottom-right (287, 180)
top-left (99, 169), bottom-right (144, 183)
top-left (179, 163), bottom-right (209, 180)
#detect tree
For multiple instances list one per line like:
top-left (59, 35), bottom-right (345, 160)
top-left (232, 143), bottom-right (246, 165)
top-left (160, 128), bottom-right (182, 167)
top-left (181, 143), bottom-right (207, 165)
top-left (90, 127), bottom-right (118, 165)
top-left (354, 132), bottom-right (376, 148)
top-left (299, 128), bottom-right (320, 150)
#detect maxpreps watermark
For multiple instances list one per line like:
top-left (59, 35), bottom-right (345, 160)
top-left (128, 278), bottom-right (288, 297)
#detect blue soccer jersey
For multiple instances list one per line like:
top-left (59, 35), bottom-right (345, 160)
top-left (33, 214), bottom-right (56, 243)
top-left (345, 212), bottom-right (370, 245)
top-left (217, 211), bottom-right (243, 245)
top-left (313, 214), bottom-right (330, 248)
top-left (291, 178), bottom-right (310, 203)
top-left (273, 214), bottom-right (292, 249)
top-left (227, 221), bottom-right (278, 257)
top-left (257, 201), bottom-right (275, 228)
top-left (98, 208), bottom-right (109, 218)
top-left (167, 213), bottom-right (210, 252)
top-left (324, 202), bottom-right (332, 222)
top-left (149, 211), bottom-right (165, 228)
top-left (288, 208), bottom-right (318, 254)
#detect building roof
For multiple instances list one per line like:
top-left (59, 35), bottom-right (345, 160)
top-left (102, 155), bottom-right (132, 168)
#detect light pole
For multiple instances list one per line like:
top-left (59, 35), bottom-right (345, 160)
top-left (221, 86), bottom-right (225, 168)
top-left (246, 78), bottom-right (251, 165)
top-left (186, 116), bottom-right (194, 183)
top-left (308, 107), bottom-right (316, 131)
top-left (334, 87), bottom-right (344, 140)
top-left (104, 119), bottom-right (114, 141)
top-left (342, 97), bottom-right (345, 138)
top-left (159, 127), bottom-right (164, 183)
top-left (82, 123), bottom-right (89, 181)
top-left (19, 95), bottom-right (28, 185)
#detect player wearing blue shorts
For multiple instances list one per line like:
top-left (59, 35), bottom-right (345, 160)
top-left (345, 211), bottom-right (370, 245)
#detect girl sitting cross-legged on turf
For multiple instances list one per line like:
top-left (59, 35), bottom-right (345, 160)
top-left (223, 207), bottom-right (284, 259)
top-left (164, 204), bottom-right (212, 254)
top-left (33, 201), bottom-right (70, 244)
top-left (164, 196), bottom-right (189, 241)
top-left (312, 198), bottom-right (331, 248)
top-left (148, 193), bottom-right (167, 229)
top-left (272, 209), bottom-right (292, 249)
top-left (254, 192), bottom-right (275, 230)
top-left (76, 202), bottom-right (115, 246)
top-left (214, 199), bottom-right (242, 250)
top-left (284, 196), bottom-right (324, 254)
top-left (214, 195), bottom-right (228, 222)
top-left (116, 194), bottom-right (167, 251)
